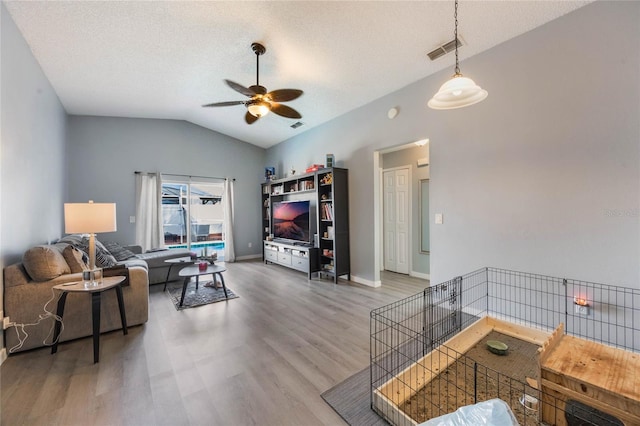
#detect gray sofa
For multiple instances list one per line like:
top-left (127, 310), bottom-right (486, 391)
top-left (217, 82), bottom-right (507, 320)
top-left (3, 239), bottom-right (191, 354)
top-left (56, 233), bottom-right (192, 286)
top-left (125, 245), bottom-right (192, 285)
top-left (3, 244), bottom-right (149, 353)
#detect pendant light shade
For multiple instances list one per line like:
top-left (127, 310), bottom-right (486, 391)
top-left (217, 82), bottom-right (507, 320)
top-left (428, 73), bottom-right (488, 110)
top-left (428, 0), bottom-right (487, 110)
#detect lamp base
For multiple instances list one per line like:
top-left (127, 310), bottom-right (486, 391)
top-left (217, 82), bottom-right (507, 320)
top-left (82, 268), bottom-right (103, 288)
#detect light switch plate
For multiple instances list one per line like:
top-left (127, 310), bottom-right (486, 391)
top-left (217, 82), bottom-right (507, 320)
top-left (129, 216), bottom-right (136, 223)
top-left (435, 213), bottom-right (443, 224)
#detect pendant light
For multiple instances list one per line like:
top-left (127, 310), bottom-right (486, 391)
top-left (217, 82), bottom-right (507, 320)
top-left (428, 0), bottom-right (487, 110)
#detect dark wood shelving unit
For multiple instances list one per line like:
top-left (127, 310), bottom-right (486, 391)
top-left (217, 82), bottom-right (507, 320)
top-left (260, 167), bottom-right (349, 282)
top-left (316, 168), bottom-right (350, 282)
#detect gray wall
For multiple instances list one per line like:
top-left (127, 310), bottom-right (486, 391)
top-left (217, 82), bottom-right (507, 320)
top-left (381, 145), bottom-right (430, 276)
top-left (267, 1), bottom-right (640, 287)
top-left (1, 3), bottom-right (68, 354)
top-left (67, 116), bottom-right (265, 258)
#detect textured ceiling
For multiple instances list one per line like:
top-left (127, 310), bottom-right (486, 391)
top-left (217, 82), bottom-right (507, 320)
top-left (5, 1), bottom-right (591, 148)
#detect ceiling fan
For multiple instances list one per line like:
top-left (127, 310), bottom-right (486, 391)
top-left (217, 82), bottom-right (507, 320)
top-left (203, 42), bottom-right (303, 125)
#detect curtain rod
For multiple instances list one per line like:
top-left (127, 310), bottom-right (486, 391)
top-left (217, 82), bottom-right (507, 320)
top-left (134, 171), bottom-right (235, 181)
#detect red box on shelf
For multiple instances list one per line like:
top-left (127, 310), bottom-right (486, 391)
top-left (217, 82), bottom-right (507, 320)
top-left (306, 164), bottom-right (325, 173)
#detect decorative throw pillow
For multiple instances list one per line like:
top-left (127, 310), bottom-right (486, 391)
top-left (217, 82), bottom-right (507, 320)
top-left (102, 241), bottom-right (137, 261)
top-left (62, 245), bottom-right (89, 273)
top-left (22, 245), bottom-right (71, 281)
top-left (61, 235), bottom-right (118, 268)
top-left (93, 238), bottom-right (118, 268)
top-left (57, 233), bottom-right (86, 247)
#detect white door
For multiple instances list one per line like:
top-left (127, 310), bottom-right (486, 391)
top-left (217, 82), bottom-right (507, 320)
top-left (383, 168), bottom-right (409, 274)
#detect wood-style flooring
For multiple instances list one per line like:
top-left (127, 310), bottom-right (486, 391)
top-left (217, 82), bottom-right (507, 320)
top-left (1, 260), bottom-right (428, 426)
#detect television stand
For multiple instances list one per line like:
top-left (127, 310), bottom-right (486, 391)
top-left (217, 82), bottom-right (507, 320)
top-left (264, 240), bottom-right (319, 279)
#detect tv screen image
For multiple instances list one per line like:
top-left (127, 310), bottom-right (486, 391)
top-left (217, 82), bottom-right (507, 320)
top-left (272, 200), bottom-right (310, 243)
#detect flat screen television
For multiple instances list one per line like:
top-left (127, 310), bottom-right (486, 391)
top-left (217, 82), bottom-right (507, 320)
top-left (272, 200), bottom-right (311, 244)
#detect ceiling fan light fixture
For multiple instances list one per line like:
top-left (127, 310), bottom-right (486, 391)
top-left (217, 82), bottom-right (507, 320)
top-left (247, 101), bottom-right (271, 118)
top-left (428, 0), bottom-right (487, 110)
top-left (203, 42), bottom-right (303, 125)
top-left (428, 73), bottom-right (488, 110)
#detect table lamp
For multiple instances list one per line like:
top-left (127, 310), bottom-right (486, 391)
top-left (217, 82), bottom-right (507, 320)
top-left (64, 200), bottom-right (117, 284)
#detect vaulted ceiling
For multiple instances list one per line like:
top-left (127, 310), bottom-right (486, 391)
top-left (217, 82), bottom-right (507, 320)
top-left (5, 1), bottom-right (591, 148)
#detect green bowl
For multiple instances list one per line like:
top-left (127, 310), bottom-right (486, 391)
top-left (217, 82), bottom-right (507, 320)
top-left (487, 340), bottom-right (508, 355)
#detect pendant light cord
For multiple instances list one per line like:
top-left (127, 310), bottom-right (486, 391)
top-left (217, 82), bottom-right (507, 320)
top-left (454, 0), bottom-right (460, 75)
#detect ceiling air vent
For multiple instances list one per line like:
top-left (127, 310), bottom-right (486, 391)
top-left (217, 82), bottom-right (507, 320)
top-left (427, 38), bottom-right (462, 61)
top-left (290, 121), bottom-right (304, 129)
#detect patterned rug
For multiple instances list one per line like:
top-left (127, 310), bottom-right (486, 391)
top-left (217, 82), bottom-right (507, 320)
top-left (166, 281), bottom-right (238, 310)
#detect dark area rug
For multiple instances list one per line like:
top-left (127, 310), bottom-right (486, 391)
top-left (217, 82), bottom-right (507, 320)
top-left (166, 281), bottom-right (238, 310)
top-left (321, 367), bottom-right (389, 426)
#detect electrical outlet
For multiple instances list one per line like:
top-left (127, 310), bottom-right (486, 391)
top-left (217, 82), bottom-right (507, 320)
top-left (3, 317), bottom-right (12, 329)
top-left (248, 242), bottom-right (252, 248)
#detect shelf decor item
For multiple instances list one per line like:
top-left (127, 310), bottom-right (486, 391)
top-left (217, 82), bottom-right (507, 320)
top-left (321, 173), bottom-right (333, 185)
top-left (326, 154), bottom-right (335, 168)
top-left (265, 167), bottom-right (275, 182)
top-left (305, 164), bottom-right (325, 173)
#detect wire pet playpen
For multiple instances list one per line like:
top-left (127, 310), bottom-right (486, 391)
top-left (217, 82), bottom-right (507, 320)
top-left (370, 267), bottom-right (640, 426)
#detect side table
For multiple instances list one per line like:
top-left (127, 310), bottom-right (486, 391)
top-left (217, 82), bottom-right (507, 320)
top-left (163, 256), bottom-right (195, 291)
top-left (178, 264), bottom-right (228, 307)
top-left (52, 276), bottom-right (127, 363)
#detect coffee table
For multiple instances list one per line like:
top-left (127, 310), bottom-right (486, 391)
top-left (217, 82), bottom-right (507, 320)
top-left (177, 264), bottom-right (228, 307)
top-left (163, 256), bottom-right (195, 291)
top-left (52, 276), bottom-right (127, 363)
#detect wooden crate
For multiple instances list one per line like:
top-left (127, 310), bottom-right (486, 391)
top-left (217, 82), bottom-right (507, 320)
top-left (539, 333), bottom-right (640, 426)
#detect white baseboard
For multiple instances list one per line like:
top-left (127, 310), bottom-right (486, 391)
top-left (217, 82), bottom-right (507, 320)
top-left (351, 274), bottom-right (381, 288)
top-left (236, 254), bottom-right (263, 261)
top-left (0, 348), bottom-right (7, 365)
top-left (410, 271), bottom-right (430, 280)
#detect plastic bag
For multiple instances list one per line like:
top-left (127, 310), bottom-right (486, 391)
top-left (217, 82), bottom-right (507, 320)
top-left (420, 398), bottom-right (519, 426)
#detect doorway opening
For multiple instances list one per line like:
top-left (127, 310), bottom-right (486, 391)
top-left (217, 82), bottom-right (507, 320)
top-left (373, 140), bottom-right (430, 285)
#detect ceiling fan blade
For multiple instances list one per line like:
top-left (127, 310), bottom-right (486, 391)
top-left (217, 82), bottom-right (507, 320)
top-left (271, 103), bottom-right (302, 119)
top-left (225, 79), bottom-right (256, 97)
top-left (202, 100), bottom-right (246, 107)
top-left (267, 89), bottom-right (303, 102)
top-left (245, 111), bottom-right (259, 125)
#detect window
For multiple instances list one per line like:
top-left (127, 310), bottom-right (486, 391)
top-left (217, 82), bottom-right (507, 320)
top-left (162, 179), bottom-right (225, 260)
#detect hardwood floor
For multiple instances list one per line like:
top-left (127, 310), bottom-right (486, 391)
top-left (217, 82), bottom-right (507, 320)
top-left (1, 261), bottom-right (428, 426)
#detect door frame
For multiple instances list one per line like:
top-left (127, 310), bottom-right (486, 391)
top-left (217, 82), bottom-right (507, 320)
top-left (373, 139), bottom-right (430, 285)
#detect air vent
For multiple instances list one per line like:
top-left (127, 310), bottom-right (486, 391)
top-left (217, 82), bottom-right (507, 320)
top-left (290, 121), bottom-right (304, 129)
top-left (427, 39), bottom-right (462, 61)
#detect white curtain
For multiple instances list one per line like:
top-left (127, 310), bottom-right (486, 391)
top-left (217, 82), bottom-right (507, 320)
top-left (135, 172), bottom-right (163, 251)
top-left (223, 178), bottom-right (235, 262)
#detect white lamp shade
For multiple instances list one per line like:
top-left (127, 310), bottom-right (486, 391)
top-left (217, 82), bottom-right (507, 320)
top-left (64, 202), bottom-right (117, 233)
top-left (247, 101), bottom-right (270, 117)
top-left (428, 74), bottom-right (488, 110)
